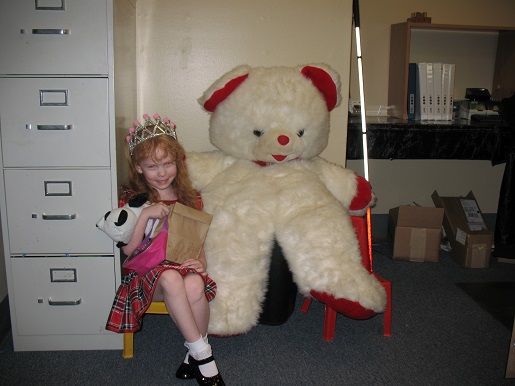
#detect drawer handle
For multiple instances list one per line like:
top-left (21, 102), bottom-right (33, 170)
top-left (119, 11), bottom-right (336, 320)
top-left (32, 28), bottom-right (69, 35)
top-left (42, 213), bottom-right (77, 220)
top-left (35, 0), bottom-right (65, 11)
top-left (36, 124), bottom-right (72, 131)
top-left (48, 298), bottom-right (82, 306)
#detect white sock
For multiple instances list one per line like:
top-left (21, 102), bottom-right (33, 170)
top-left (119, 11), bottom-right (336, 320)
top-left (185, 335), bottom-right (219, 377)
top-left (183, 334), bottom-right (209, 364)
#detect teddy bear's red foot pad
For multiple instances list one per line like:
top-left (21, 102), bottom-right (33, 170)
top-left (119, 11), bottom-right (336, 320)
top-left (310, 289), bottom-right (377, 320)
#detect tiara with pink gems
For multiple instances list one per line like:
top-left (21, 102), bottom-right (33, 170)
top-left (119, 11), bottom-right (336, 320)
top-left (126, 113), bottom-right (177, 155)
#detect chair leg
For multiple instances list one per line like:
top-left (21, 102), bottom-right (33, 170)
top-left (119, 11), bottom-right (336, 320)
top-left (382, 281), bottom-right (392, 337)
top-left (302, 283), bottom-right (392, 340)
top-left (123, 332), bottom-right (134, 359)
top-left (323, 305), bottom-right (337, 341)
top-left (301, 297), bottom-right (312, 313)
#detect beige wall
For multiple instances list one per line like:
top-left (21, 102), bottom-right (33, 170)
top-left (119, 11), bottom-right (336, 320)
top-left (134, 0), bottom-right (515, 215)
top-left (348, 0), bottom-right (515, 109)
top-left (347, 0), bottom-right (515, 214)
top-left (134, 0), bottom-right (353, 168)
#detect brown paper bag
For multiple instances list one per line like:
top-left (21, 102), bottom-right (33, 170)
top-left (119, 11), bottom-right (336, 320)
top-left (166, 202), bottom-right (213, 264)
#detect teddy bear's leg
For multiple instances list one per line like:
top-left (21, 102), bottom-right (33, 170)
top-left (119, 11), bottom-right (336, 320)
top-left (203, 217), bottom-right (276, 335)
top-left (258, 239), bottom-right (297, 325)
top-left (276, 203), bottom-right (387, 313)
top-left (206, 256), bottom-right (270, 335)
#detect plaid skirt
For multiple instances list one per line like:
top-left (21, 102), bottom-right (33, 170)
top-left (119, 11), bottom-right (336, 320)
top-left (106, 261), bottom-right (217, 333)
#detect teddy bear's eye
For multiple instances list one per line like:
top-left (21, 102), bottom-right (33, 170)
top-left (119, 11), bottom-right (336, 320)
top-left (297, 129), bottom-right (305, 137)
top-left (253, 130), bottom-right (264, 137)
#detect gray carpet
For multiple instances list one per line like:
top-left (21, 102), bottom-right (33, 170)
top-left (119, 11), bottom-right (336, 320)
top-left (1, 240), bottom-right (515, 385)
top-left (457, 281), bottom-right (515, 330)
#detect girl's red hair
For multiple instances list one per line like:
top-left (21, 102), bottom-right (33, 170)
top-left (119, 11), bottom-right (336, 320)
top-left (127, 135), bottom-right (198, 209)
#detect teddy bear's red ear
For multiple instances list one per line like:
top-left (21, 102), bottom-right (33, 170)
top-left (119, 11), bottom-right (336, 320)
top-left (202, 74), bottom-right (249, 112)
top-left (301, 66), bottom-right (339, 111)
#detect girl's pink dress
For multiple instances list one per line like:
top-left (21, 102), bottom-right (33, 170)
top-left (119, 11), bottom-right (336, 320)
top-left (106, 198), bottom-right (216, 333)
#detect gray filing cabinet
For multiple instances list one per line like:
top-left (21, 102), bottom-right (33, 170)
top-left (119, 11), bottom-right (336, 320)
top-left (0, 0), bottom-right (132, 351)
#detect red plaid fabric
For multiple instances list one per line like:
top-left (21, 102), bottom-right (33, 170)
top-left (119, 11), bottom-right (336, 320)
top-left (108, 192), bottom-right (212, 333)
top-left (106, 261), bottom-right (217, 333)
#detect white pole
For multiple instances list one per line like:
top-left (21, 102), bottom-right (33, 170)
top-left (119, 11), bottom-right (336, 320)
top-left (355, 26), bottom-right (369, 182)
top-left (353, 0), bottom-right (374, 260)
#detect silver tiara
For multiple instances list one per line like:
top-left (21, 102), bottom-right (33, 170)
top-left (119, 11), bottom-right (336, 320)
top-left (126, 113), bottom-right (177, 155)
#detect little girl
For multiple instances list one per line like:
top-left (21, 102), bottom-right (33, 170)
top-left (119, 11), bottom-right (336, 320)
top-left (105, 114), bottom-right (225, 386)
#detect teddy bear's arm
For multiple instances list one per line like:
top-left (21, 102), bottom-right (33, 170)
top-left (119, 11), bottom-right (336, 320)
top-left (312, 157), bottom-right (375, 215)
top-left (186, 151), bottom-right (235, 190)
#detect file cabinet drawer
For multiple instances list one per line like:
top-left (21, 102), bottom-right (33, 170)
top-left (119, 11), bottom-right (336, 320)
top-left (4, 169), bottom-right (114, 254)
top-left (11, 256), bottom-right (116, 336)
top-left (0, 78), bottom-right (110, 168)
top-left (0, 0), bottom-right (108, 75)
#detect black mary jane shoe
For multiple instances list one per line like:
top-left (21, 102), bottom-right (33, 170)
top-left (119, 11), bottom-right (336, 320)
top-left (175, 361), bottom-right (195, 380)
top-left (188, 356), bottom-right (226, 386)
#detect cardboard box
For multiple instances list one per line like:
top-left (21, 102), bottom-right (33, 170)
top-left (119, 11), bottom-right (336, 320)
top-left (388, 205), bottom-right (444, 262)
top-left (431, 190), bottom-right (493, 268)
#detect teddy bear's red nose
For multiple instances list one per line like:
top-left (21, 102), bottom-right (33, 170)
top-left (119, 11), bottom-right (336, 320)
top-left (277, 135), bottom-right (290, 146)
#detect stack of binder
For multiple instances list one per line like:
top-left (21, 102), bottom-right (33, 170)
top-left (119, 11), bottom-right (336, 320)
top-left (408, 62), bottom-right (455, 121)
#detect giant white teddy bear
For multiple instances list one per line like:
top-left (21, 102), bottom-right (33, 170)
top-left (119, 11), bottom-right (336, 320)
top-left (186, 64), bottom-right (387, 335)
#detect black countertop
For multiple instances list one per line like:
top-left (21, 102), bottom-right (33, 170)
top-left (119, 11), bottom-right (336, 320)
top-left (346, 117), bottom-right (510, 162)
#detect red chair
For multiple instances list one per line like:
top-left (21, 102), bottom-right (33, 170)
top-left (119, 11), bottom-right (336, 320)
top-left (301, 215), bottom-right (392, 341)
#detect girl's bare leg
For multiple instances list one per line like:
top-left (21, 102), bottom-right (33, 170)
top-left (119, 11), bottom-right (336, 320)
top-left (153, 270), bottom-right (223, 384)
top-left (153, 270), bottom-right (201, 342)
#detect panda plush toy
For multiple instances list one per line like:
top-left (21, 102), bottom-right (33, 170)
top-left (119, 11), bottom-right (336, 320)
top-left (96, 193), bottom-right (150, 247)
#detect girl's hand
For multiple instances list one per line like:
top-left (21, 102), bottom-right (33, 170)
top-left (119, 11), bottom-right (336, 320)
top-left (122, 202), bottom-right (170, 256)
top-left (181, 259), bottom-right (207, 276)
top-left (142, 202), bottom-right (170, 220)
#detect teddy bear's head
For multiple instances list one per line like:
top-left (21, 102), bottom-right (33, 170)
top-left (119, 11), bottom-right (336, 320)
top-left (198, 64), bottom-right (341, 164)
top-left (96, 193), bottom-right (149, 247)
top-left (96, 207), bottom-right (139, 247)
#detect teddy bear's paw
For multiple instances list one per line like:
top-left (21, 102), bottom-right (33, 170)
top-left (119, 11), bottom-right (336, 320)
top-left (310, 290), bottom-right (378, 320)
top-left (348, 176), bottom-right (375, 215)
